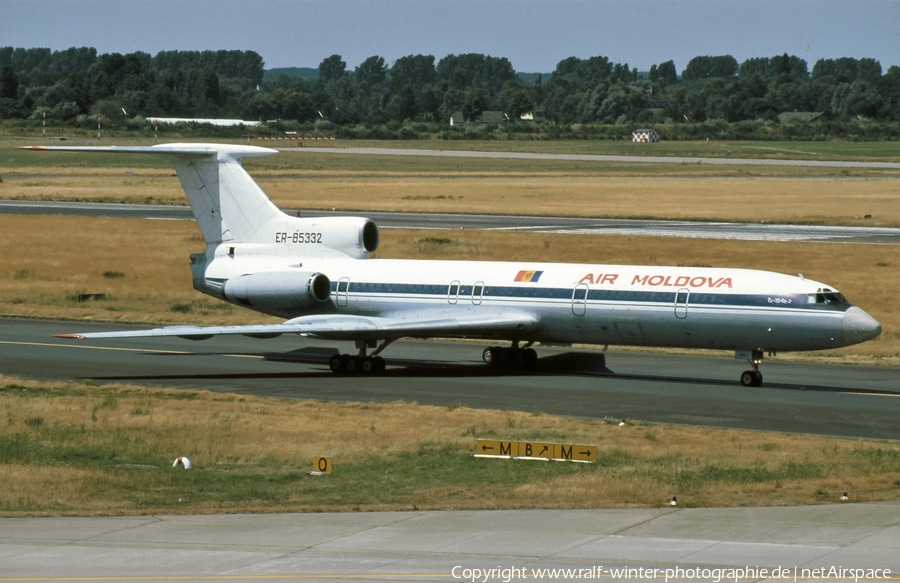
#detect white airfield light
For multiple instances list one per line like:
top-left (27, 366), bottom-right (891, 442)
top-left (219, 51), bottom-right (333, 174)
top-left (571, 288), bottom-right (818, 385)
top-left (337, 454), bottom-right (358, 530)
top-left (24, 143), bottom-right (882, 387)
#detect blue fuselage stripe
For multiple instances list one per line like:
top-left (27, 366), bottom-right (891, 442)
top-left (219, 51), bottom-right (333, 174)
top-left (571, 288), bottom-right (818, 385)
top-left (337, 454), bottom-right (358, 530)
top-left (330, 281), bottom-right (848, 312)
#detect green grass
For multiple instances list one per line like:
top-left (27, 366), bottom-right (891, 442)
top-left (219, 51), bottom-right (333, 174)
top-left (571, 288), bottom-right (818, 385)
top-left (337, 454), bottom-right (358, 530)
top-left (338, 138), bottom-right (900, 161)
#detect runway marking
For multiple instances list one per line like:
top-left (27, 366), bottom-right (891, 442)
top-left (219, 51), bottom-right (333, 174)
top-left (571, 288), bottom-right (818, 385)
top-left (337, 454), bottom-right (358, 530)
top-left (842, 391), bottom-right (900, 398)
top-left (0, 339), bottom-right (191, 355)
top-left (0, 340), bottom-right (266, 361)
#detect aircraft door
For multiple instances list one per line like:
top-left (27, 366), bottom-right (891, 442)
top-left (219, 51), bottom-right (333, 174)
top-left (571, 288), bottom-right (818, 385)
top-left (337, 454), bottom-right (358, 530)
top-left (674, 288), bottom-right (689, 319)
top-left (572, 283), bottom-right (588, 316)
top-left (337, 277), bottom-right (350, 307)
top-left (472, 281), bottom-right (484, 305)
top-left (448, 280), bottom-right (460, 304)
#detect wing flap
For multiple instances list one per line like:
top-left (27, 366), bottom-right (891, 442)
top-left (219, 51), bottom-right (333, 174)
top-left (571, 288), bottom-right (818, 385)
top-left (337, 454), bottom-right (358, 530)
top-left (54, 313), bottom-right (539, 341)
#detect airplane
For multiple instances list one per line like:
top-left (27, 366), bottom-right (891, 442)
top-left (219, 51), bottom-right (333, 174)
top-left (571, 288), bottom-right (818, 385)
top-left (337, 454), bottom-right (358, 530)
top-left (24, 143), bottom-right (882, 386)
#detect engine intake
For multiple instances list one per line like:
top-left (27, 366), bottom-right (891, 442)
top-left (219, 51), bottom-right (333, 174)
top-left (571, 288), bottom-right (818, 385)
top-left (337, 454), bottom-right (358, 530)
top-left (223, 271), bottom-right (331, 311)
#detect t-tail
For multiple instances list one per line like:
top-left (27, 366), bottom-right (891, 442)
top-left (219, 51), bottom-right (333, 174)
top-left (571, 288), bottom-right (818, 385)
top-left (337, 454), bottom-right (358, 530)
top-left (22, 143), bottom-right (379, 251)
top-left (22, 143), bottom-right (379, 313)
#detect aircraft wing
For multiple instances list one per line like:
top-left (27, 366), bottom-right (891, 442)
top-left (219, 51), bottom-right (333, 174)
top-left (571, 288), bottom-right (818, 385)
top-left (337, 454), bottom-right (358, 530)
top-left (54, 312), bottom-right (539, 341)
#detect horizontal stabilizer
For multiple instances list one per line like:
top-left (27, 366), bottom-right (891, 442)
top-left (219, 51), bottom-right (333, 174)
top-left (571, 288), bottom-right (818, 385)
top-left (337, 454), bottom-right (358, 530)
top-left (23, 144), bottom-right (282, 244)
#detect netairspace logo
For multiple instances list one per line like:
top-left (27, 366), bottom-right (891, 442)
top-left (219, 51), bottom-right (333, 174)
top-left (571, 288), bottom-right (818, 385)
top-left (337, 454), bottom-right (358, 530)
top-left (450, 565), bottom-right (893, 582)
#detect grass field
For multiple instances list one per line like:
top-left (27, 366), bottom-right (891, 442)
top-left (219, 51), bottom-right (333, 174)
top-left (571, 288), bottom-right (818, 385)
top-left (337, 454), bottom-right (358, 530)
top-left (3, 138), bottom-right (900, 227)
top-left (2, 375), bottom-right (899, 516)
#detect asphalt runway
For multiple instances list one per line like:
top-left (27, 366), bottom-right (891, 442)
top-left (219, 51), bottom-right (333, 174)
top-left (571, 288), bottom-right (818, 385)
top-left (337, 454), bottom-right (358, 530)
top-left (282, 145), bottom-right (900, 170)
top-left (3, 200), bottom-right (899, 243)
top-left (3, 318), bottom-right (898, 440)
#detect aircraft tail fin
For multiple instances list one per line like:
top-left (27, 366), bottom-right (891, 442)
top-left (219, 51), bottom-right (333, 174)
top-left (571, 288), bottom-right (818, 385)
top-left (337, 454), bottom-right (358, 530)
top-left (22, 144), bottom-right (282, 244)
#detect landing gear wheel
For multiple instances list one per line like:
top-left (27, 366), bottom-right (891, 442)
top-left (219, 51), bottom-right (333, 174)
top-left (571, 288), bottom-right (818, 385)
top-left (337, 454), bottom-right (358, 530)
top-left (329, 350), bottom-right (387, 375)
top-left (740, 370), bottom-right (763, 387)
top-left (484, 345), bottom-right (537, 370)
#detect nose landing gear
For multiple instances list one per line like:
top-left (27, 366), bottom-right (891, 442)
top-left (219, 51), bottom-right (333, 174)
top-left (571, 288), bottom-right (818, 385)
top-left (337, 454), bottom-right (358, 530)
top-left (739, 349), bottom-right (765, 387)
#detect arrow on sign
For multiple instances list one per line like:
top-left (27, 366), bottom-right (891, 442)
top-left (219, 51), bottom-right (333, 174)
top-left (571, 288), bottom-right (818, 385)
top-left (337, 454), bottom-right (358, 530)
top-left (481, 444), bottom-right (494, 452)
top-left (539, 446), bottom-right (549, 455)
top-left (580, 450), bottom-right (593, 458)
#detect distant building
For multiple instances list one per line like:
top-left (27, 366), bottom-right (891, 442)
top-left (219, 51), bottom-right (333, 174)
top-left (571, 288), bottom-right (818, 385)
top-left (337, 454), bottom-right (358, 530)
top-left (480, 111), bottom-right (507, 125)
top-left (777, 111), bottom-right (823, 124)
top-left (449, 110), bottom-right (509, 126)
top-left (147, 117), bottom-right (261, 127)
top-left (632, 129), bottom-right (659, 143)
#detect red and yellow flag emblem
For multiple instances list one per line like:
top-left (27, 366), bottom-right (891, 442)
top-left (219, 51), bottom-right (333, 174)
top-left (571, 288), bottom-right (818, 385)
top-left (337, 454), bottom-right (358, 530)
top-left (514, 270), bottom-right (543, 283)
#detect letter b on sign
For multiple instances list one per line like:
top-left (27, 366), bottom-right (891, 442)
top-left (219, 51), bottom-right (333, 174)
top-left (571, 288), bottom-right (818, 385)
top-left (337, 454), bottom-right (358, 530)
top-left (314, 456), bottom-right (332, 474)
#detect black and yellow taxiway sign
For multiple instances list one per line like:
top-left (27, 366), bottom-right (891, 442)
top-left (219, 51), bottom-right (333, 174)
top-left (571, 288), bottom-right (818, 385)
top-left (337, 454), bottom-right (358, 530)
top-left (519, 441), bottom-right (555, 460)
top-left (475, 439), bottom-right (595, 463)
top-left (475, 439), bottom-right (517, 457)
top-left (313, 456), bottom-right (332, 474)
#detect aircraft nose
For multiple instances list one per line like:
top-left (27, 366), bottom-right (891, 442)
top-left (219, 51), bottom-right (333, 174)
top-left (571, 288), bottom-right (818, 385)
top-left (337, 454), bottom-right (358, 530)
top-left (842, 306), bottom-right (882, 344)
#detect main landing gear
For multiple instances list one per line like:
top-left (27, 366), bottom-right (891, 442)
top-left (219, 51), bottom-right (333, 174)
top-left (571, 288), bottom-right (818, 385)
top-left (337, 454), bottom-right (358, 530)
top-left (329, 339), bottom-right (394, 375)
top-left (740, 349), bottom-right (765, 387)
top-left (482, 341), bottom-right (538, 370)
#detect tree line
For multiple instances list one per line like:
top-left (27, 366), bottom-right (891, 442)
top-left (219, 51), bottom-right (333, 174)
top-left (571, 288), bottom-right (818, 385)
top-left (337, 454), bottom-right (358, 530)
top-left (1, 46), bottom-right (899, 139)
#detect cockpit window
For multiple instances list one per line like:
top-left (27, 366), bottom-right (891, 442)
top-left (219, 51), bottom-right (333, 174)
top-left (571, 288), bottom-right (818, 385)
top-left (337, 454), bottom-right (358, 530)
top-left (807, 288), bottom-right (849, 306)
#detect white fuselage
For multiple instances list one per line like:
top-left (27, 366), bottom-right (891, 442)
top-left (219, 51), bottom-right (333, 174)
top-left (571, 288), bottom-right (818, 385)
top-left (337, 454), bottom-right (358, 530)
top-left (196, 246), bottom-right (878, 354)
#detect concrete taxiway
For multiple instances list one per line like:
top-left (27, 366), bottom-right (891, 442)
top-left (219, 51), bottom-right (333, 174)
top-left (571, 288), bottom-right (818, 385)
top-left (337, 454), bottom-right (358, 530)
top-left (3, 318), bottom-right (899, 440)
top-left (3, 200), bottom-right (900, 243)
top-left (282, 145), bottom-right (900, 170)
top-left (2, 503), bottom-right (899, 582)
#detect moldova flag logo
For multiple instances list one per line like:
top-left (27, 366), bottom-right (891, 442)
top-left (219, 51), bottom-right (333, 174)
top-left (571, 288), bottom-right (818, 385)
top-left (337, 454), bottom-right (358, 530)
top-left (514, 270), bottom-right (543, 283)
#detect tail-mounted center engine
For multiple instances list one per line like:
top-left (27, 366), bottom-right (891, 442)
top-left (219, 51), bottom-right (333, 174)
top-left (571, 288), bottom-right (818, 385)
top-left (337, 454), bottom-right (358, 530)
top-left (223, 271), bottom-right (331, 311)
top-left (274, 217), bottom-right (379, 259)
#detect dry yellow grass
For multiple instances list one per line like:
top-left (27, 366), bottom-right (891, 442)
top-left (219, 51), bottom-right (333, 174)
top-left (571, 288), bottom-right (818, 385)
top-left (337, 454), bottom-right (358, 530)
top-left (1, 374), bottom-right (898, 515)
top-left (258, 175), bottom-right (900, 227)
top-left (3, 147), bottom-right (900, 226)
top-left (2, 214), bottom-right (896, 360)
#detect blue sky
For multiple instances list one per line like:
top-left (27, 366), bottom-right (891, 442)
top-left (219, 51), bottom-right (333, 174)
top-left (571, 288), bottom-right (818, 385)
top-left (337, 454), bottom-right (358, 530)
top-left (1, 0), bottom-right (897, 74)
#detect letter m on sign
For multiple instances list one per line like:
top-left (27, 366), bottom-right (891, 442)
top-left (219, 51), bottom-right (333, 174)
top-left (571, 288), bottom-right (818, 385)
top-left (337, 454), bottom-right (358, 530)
top-left (558, 445), bottom-right (573, 460)
top-left (499, 441), bottom-right (514, 456)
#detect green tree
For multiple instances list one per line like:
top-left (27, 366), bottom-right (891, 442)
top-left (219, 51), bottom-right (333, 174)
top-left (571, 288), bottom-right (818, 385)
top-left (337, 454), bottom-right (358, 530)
top-left (462, 88), bottom-right (488, 121)
top-left (500, 81), bottom-right (534, 119)
top-left (437, 54), bottom-right (515, 93)
top-left (0, 65), bottom-right (19, 99)
top-left (355, 56), bottom-right (387, 88)
top-left (389, 54), bottom-right (436, 87)
top-left (655, 60), bottom-right (677, 86)
top-left (682, 55), bottom-right (738, 80)
top-left (318, 54), bottom-right (346, 82)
